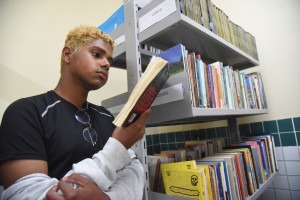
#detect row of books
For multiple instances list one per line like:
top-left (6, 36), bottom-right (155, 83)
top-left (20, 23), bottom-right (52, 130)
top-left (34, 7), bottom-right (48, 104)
top-left (155, 43), bottom-right (267, 109)
top-left (189, 60), bottom-right (268, 109)
top-left (179, 0), bottom-right (258, 60)
top-left (184, 139), bottom-right (225, 159)
top-left (149, 134), bottom-right (277, 200)
top-left (148, 139), bottom-right (224, 193)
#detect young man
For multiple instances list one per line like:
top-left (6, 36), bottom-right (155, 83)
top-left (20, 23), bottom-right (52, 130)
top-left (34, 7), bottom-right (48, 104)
top-left (0, 25), bottom-right (151, 200)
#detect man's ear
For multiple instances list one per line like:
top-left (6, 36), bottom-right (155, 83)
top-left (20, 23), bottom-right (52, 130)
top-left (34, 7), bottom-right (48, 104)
top-left (62, 46), bottom-right (73, 65)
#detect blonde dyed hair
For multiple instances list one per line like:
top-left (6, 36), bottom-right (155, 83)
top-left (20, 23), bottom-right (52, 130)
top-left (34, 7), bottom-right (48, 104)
top-left (60, 25), bottom-right (115, 71)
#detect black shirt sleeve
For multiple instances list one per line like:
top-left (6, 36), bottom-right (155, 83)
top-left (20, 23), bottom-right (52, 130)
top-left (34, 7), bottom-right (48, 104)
top-left (0, 98), bottom-right (47, 164)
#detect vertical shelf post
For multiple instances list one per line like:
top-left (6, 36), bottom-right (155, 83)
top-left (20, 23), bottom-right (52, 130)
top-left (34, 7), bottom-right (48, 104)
top-left (227, 116), bottom-right (241, 144)
top-left (124, 0), bottom-right (142, 94)
top-left (123, 0), bottom-right (149, 199)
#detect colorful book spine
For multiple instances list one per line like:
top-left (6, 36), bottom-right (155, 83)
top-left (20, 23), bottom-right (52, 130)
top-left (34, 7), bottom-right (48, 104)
top-left (207, 65), bottom-right (215, 108)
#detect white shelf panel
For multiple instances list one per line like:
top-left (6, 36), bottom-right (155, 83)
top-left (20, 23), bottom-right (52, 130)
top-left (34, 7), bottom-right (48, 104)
top-left (147, 108), bottom-right (269, 127)
top-left (192, 108), bottom-right (269, 116)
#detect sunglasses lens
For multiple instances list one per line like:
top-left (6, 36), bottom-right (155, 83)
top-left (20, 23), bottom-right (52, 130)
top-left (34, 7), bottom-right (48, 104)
top-left (76, 109), bottom-right (97, 146)
top-left (75, 110), bottom-right (90, 124)
top-left (83, 127), bottom-right (97, 145)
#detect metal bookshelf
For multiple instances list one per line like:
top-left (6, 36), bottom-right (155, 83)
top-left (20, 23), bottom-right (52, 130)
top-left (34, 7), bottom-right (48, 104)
top-left (103, 0), bottom-right (273, 199)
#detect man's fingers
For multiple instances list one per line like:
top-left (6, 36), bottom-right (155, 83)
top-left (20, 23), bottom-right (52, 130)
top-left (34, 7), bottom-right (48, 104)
top-left (51, 185), bottom-right (59, 192)
top-left (65, 173), bottom-right (89, 185)
top-left (112, 108), bottom-right (152, 149)
top-left (65, 174), bottom-right (82, 181)
top-left (137, 108), bottom-right (152, 123)
top-left (61, 174), bottom-right (90, 189)
top-left (58, 179), bottom-right (77, 195)
top-left (44, 188), bottom-right (64, 200)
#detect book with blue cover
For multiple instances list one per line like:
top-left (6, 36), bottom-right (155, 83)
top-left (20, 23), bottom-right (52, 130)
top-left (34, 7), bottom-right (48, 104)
top-left (255, 140), bottom-right (269, 178)
top-left (213, 163), bottom-right (224, 200)
top-left (251, 145), bottom-right (264, 184)
top-left (98, 5), bottom-right (124, 34)
top-left (239, 140), bottom-right (268, 182)
top-left (155, 44), bottom-right (186, 76)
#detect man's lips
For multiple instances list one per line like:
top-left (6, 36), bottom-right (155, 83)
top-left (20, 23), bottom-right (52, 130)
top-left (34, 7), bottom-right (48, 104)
top-left (97, 71), bottom-right (108, 80)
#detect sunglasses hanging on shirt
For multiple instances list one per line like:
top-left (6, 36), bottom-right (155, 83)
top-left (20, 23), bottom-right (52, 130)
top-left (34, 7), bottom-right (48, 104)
top-left (75, 103), bottom-right (98, 146)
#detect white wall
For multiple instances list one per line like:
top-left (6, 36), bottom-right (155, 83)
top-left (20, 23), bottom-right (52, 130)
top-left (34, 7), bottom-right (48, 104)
top-left (0, 0), bottom-right (126, 121)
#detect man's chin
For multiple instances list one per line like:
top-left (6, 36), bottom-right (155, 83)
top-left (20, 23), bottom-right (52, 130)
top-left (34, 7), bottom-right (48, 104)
top-left (89, 83), bottom-right (106, 91)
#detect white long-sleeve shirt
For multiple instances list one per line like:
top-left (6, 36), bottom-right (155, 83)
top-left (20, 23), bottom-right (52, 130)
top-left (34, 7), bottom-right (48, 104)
top-left (1, 137), bottom-right (144, 200)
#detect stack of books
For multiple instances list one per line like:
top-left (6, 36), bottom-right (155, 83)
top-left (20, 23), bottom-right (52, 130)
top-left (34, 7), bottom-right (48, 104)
top-left (155, 43), bottom-right (267, 109)
top-left (150, 134), bottom-right (277, 200)
top-left (147, 139), bottom-right (224, 194)
top-left (180, 0), bottom-right (258, 60)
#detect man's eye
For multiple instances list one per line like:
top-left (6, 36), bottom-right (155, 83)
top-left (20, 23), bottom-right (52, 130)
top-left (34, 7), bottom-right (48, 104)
top-left (92, 52), bottom-right (100, 57)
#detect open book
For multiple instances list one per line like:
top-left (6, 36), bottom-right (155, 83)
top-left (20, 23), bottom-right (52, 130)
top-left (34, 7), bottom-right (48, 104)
top-left (113, 56), bottom-right (169, 127)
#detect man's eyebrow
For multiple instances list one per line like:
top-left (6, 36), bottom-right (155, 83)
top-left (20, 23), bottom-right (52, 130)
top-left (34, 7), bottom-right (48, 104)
top-left (91, 46), bottom-right (114, 63)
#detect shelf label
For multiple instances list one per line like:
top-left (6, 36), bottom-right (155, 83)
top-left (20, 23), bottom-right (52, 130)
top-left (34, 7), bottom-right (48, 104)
top-left (139, 0), bottom-right (177, 32)
top-left (114, 34), bottom-right (125, 46)
top-left (152, 83), bottom-right (184, 106)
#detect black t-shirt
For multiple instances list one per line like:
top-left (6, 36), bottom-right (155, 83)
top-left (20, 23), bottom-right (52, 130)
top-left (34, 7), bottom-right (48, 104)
top-left (0, 91), bottom-right (115, 179)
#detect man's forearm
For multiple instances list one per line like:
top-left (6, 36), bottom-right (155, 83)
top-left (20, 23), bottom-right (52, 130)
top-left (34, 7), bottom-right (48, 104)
top-left (1, 173), bottom-right (58, 200)
top-left (66, 137), bottom-right (136, 191)
top-left (105, 157), bottom-right (144, 200)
